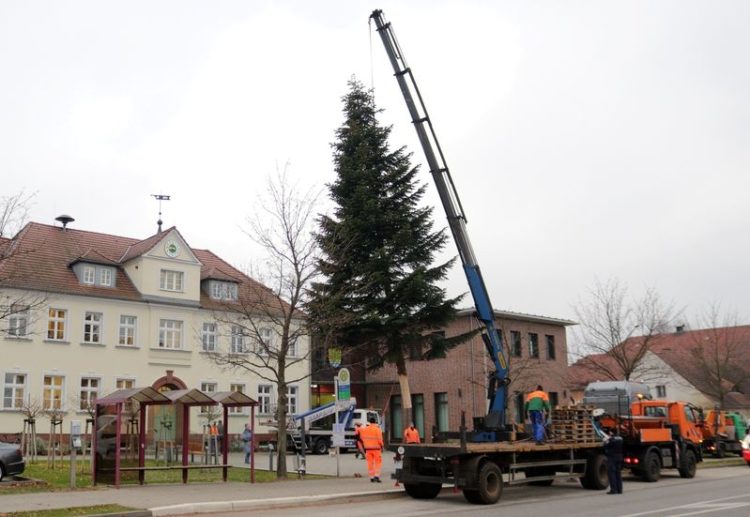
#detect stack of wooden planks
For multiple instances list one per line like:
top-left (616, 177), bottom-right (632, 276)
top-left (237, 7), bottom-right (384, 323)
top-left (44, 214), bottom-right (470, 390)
top-left (550, 406), bottom-right (599, 443)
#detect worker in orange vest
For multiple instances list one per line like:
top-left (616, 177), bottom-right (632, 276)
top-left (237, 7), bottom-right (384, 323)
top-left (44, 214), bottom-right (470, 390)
top-left (525, 385), bottom-right (550, 445)
top-left (354, 422), bottom-right (365, 459)
top-left (359, 415), bottom-right (384, 482)
top-left (403, 422), bottom-right (421, 444)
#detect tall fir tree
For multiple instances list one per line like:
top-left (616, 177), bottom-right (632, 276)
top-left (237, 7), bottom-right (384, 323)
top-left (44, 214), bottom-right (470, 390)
top-left (308, 79), bottom-right (467, 424)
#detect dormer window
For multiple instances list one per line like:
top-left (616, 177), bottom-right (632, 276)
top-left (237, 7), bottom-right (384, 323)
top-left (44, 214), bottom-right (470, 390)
top-left (210, 281), bottom-right (238, 301)
top-left (75, 263), bottom-right (116, 288)
top-left (160, 269), bottom-right (184, 292)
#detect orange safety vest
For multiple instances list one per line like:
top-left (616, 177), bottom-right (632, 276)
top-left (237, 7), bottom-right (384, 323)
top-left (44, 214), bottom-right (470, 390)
top-left (404, 427), bottom-right (420, 444)
top-left (526, 390), bottom-right (549, 402)
top-left (359, 423), bottom-right (384, 450)
top-left (210, 425), bottom-right (218, 436)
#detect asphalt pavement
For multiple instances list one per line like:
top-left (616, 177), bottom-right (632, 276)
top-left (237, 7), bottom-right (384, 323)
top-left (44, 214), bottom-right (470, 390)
top-left (0, 450), bottom-right (401, 516)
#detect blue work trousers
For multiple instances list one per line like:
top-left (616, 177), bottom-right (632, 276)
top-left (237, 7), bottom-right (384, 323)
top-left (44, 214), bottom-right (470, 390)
top-left (529, 410), bottom-right (545, 442)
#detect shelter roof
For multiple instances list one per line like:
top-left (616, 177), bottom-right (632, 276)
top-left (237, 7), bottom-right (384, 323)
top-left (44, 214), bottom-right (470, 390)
top-left (211, 391), bottom-right (258, 407)
top-left (96, 387), bottom-right (170, 406)
top-left (162, 389), bottom-right (217, 406)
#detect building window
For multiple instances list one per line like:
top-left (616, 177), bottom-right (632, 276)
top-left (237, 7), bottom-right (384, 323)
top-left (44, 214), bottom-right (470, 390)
top-left (159, 270), bottom-right (184, 292)
top-left (118, 315), bottom-right (137, 346)
top-left (211, 281), bottom-right (238, 301)
top-left (83, 265), bottom-right (96, 284)
top-left (257, 327), bottom-right (274, 355)
top-left (116, 378), bottom-right (135, 390)
top-left (287, 337), bottom-right (298, 358)
top-left (158, 319), bottom-right (183, 349)
top-left (202, 323), bottom-right (217, 352)
top-left (99, 268), bottom-right (113, 287)
top-left (231, 325), bottom-right (247, 354)
top-left (79, 377), bottom-right (99, 410)
top-left (7, 304), bottom-right (29, 337)
top-left (528, 333), bottom-right (539, 358)
top-left (546, 335), bottom-right (556, 360)
top-left (47, 308), bottom-right (67, 341)
top-left (201, 382), bottom-right (217, 413)
top-left (412, 394), bottom-right (425, 439)
top-left (510, 331), bottom-right (522, 357)
top-left (257, 385), bottom-right (273, 414)
top-left (390, 395), bottom-right (403, 439)
top-left (435, 392), bottom-right (449, 433)
top-left (287, 385), bottom-right (298, 415)
top-left (3, 373), bottom-right (26, 409)
top-left (514, 392), bottom-right (524, 423)
top-left (656, 385), bottom-right (667, 398)
top-left (43, 375), bottom-right (65, 410)
top-left (229, 383), bottom-right (246, 414)
top-left (83, 312), bottom-right (103, 344)
top-left (549, 391), bottom-right (559, 409)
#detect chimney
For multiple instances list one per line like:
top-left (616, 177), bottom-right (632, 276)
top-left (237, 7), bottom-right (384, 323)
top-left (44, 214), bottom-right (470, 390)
top-left (675, 325), bottom-right (685, 334)
top-left (55, 214), bottom-right (75, 231)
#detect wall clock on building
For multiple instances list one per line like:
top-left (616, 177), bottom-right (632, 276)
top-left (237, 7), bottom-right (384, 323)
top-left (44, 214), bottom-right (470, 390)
top-left (164, 240), bottom-right (180, 258)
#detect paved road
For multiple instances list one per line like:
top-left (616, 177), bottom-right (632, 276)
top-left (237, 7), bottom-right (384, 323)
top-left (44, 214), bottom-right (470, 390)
top-left (211, 465), bottom-right (750, 517)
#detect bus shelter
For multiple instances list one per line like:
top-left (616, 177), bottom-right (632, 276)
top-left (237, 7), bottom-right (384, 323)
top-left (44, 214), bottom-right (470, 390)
top-left (93, 387), bottom-right (257, 487)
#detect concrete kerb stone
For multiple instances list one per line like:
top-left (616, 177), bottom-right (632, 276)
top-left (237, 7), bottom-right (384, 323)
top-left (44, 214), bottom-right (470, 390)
top-left (150, 489), bottom-right (402, 516)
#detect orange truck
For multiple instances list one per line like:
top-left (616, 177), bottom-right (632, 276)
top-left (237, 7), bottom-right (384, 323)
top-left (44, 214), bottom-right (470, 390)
top-left (597, 399), bottom-right (703, 482)
top-left (700, 409), bottom-right (747, 458)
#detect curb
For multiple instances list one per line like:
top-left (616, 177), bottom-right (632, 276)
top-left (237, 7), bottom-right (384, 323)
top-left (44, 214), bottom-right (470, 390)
top-left (89, 512), bottom-right (153, 517)
top-left (150, 489), bottom-right (402, 516)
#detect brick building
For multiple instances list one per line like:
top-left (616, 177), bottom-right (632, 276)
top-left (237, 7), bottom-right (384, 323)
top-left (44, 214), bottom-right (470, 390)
top-left (365, 309), bottom-right (575, 442)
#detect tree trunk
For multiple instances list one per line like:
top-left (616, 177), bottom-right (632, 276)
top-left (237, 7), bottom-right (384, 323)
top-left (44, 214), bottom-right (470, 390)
top-left (397, 355), bottom-right (412, 441)
top-left (275, 386), bottom-right (288, 478)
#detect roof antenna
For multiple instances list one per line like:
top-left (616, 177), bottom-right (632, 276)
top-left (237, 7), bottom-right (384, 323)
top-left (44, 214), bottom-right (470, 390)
top-left (151, 194), bottom-right (171, 233)
top-left (55, 214), bottom-right (75, 231)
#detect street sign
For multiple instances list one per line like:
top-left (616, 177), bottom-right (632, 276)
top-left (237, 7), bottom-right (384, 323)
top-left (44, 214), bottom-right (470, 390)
top-left (337, 368), bottom-right (350, 401)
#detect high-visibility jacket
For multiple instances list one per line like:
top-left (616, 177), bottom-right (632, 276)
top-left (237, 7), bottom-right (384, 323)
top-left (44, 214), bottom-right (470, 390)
top-left (404, 426), bottom-right (420, 444)
top-left (359, 423), bottom-right (384, 451)
top-left (210, 424), bottom-right (219, 436)
top-left (525, 390), bottom-right (550, 412)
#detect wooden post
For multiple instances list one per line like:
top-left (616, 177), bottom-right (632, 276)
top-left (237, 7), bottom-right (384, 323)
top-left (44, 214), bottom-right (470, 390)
top-left (138, 404), bottom-right (146, 486)
top-left (182, 403), bottom-right (189, 484)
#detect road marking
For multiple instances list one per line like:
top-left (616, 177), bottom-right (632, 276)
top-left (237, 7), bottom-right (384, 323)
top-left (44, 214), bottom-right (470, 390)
top-left (619, 493), bottom-right (750, 517)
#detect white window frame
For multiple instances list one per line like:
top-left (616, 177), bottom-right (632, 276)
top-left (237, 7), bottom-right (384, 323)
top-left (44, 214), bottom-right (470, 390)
top-left (83, 265), bottom-right (96, 285)
top-left (287, 337), bottom-right (298, 358)
top-left (158, 319), bottom-right (183, 349)
top-left (229, 383), bottom-right (246, 414)
top-left (7, 304), bottom-right (30, 337)
top-left (79, 377), bottom-right (100, 411)
top-left (211, 281), bottom-right (238, 301)
top-left (116, 377), bottom-right (135, 390)
top-left (231, 325), bottom-right (247, 354)
top-left (202, 322), bottom-right (217, 352)
top-left (257, 384), bottom-right (273, 415)
top-left (43, 374), bottom-right (65, 410)
top-left (656, 385), bottom-right (667, 398)
top-left (287, 385), bottom-right (298, 415)
top-left (99, 267), bottom-right (113, 287)
top-left (257, 327), bottom-right (274, 355)
top-left (83, 311), bottom-right (103, 344)
top-left (200, 381), bottom-right (218, 414)
top-left (3, 372), bottom-right (27, 410)
top-left (160, 270), bottom-right (184, 292)
top-left (118, 315), bottom-right (137, 346)
top-left (47, 308), bottom-right (67, 341)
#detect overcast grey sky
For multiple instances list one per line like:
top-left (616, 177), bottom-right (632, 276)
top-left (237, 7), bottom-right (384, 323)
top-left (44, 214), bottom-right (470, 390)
top-left (2, 1), bottom-right (748, 325)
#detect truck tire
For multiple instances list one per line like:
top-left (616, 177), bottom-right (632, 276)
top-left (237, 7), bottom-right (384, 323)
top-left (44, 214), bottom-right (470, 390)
top-left (641, 451), bottom-right (661, 482)
top-left (312, 438), bottom-right (329, 455)
top-left (678, 450), bottom-right (697, 479)
top-left (580, 453), bottom-right (608, 490)
top-left (474, 461), bottom-right (503, 504)
top-left (404, 482), bottom-right (442, 499)
top-left (462, 489), bottom-right (483, 504)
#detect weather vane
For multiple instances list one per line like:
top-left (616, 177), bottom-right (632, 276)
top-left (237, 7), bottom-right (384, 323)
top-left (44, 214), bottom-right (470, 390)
top-left (151, 194), bottom-right (171, 233)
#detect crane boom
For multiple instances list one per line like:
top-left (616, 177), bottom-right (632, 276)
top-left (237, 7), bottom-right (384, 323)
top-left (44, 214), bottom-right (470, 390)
top-left (370, 9), bottom-right (510, 438)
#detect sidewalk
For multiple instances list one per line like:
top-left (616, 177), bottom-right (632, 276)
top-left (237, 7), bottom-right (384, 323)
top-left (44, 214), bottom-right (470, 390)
top-left (1, 451), bottom-right (402, 515)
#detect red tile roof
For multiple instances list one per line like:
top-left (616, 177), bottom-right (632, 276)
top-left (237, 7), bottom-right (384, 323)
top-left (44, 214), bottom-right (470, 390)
top-left (0, 222), bottom-right (291, 315)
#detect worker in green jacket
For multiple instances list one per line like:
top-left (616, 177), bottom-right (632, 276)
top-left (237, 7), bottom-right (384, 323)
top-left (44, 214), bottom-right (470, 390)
top-left (525, 385), bottom-right (551, 444)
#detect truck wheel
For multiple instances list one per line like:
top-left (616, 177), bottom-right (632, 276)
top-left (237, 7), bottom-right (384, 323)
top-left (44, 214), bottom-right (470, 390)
top-left (641, 452), bottom-right (661, 482)
top-left (462, 489), bottom-right (483, 504)
top-left (580, 453), bottom-right (608, 490)
top-left (404, 483), bottom-right (442, 499)
top-left (679, 450), bottom-right (697, 479)
top-left (474, 461), bottom-right (503, 504)
top-left (313, 438), bottom-right (329, 455)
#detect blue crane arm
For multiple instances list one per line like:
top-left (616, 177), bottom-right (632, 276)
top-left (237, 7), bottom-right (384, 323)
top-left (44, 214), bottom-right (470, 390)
top-left (370, 10), bottom-right (509, 431)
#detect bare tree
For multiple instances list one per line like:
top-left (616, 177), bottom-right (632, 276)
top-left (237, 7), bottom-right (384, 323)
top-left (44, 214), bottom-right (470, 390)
top-left (205, 167), bottom-right (319, 478)
top-left (685, 304), bottom-right (750, 409)
top-left (572, 278), bottom-right (677, 381)
top-left (20, 397), bottom-right (42, 461)
top-left (0, 190), bottom-right (35, 238)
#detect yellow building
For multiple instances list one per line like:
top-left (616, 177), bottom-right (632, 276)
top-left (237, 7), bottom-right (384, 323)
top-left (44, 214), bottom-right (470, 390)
top-left (0, 218), bottom-right (308, 440)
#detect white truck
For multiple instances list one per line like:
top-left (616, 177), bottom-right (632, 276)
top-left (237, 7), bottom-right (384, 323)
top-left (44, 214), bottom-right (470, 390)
top-left (291, 398), bottom-right (382, 455)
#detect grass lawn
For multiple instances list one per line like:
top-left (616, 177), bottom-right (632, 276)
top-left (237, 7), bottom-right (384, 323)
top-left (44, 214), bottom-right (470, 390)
top-left (1, 459), bottom-right (291, 495)
top-left (4, 503), bottom-right (137, 517)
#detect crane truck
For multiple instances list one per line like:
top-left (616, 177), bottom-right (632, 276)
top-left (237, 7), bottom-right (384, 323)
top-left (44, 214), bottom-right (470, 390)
top-left (370, 10), bottom-right (609, 504)
top-left (290, 399), bottom-right (381, 455)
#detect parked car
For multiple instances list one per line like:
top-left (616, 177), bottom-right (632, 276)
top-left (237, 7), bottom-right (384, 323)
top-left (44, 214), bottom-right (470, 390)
top-left (0, 442), bottom-right (25, 481)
